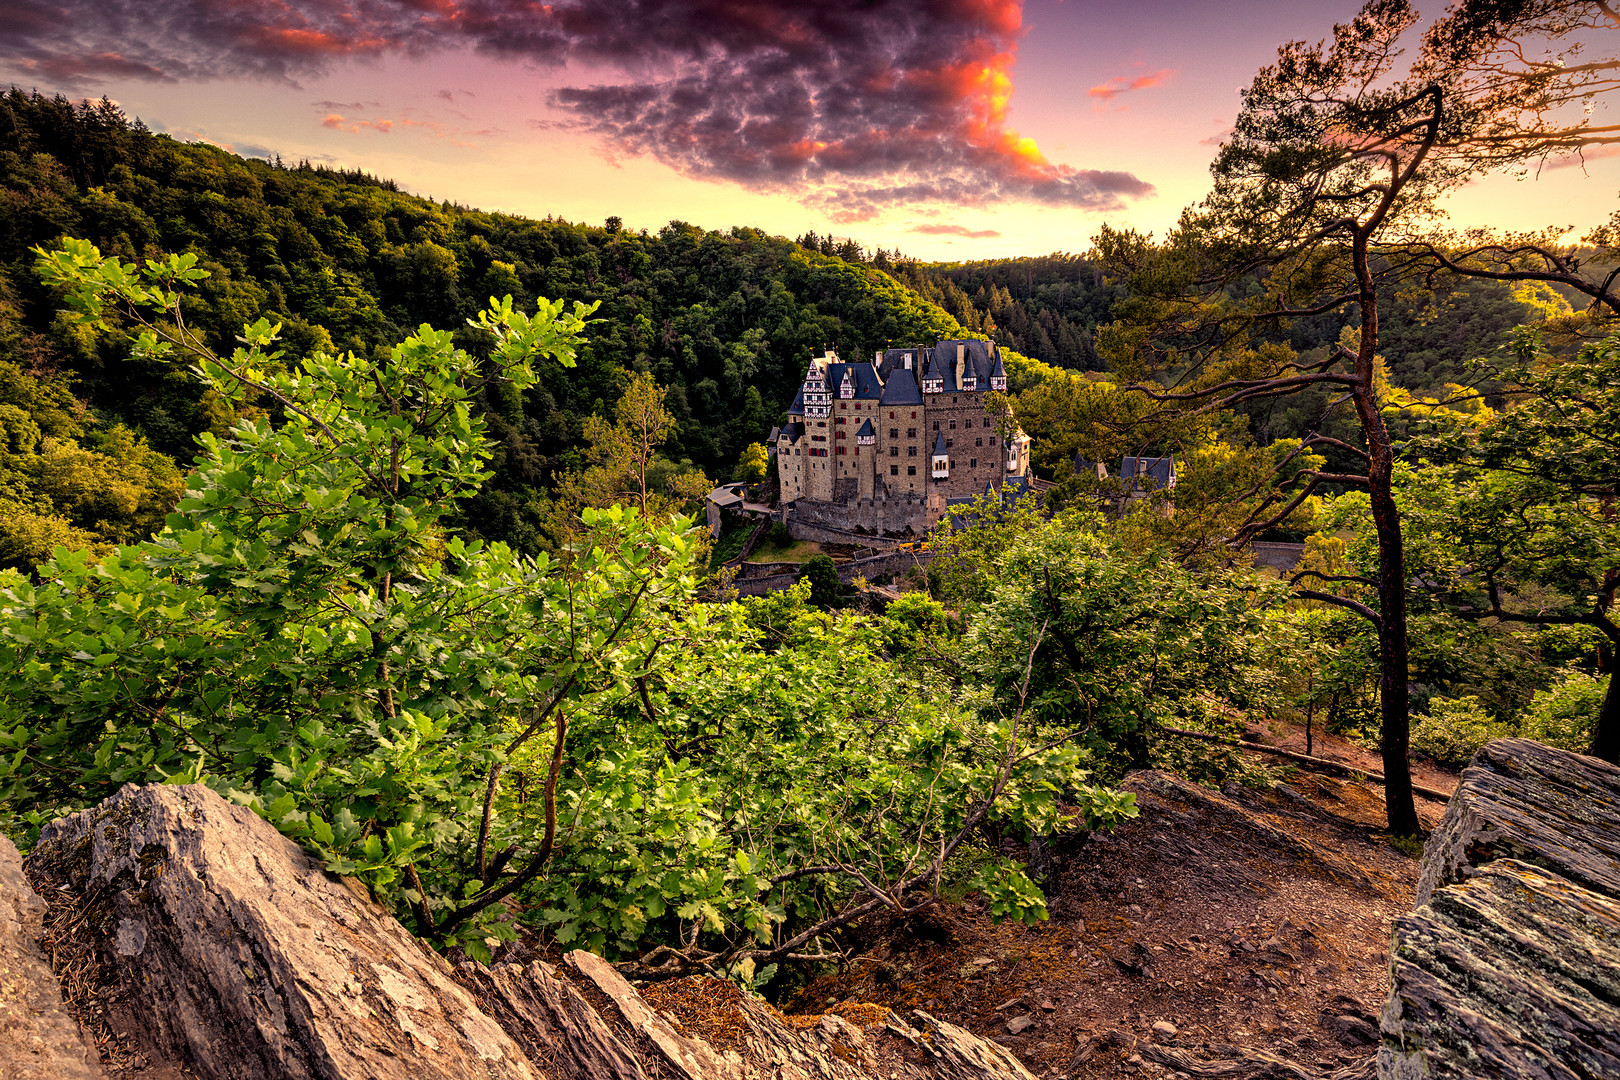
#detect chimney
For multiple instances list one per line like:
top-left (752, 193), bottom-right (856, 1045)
top-left (904, 354), bottom-right (912, 370)
top-left (875, 350), bottom-right (882, 363)
top-left (955, 343), bottom-right (965, 390)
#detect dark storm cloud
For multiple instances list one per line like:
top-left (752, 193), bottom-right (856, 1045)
top-left (1, 0), bottom-right (1156, 213)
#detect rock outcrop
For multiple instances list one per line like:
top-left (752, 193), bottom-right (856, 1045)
top-left (17, 783), bottom-right (1042, 1080)
top-left (1381, 738), bottom-right (1620, 1079)
top-left (28, 783), bottom-right (539, 1080)
top-left (0, 833), bottom-right (105, 1080)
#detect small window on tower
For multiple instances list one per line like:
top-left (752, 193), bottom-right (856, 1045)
top-left (907, 428), bottom-right (916, 438)
top-left (907, 465), bottom-right (917, 476)
top-left (908, 446), bottom-right (917, 456)
top-left (889, 428), bottom-right (899, 439)
top-left (950, 420), bottom-right (957, 430)
top-left (971, 458), bottom-right (978, 468)
top-left (889, 446), bottom-right (899, 457)
top-left (976, 437), bottom-right (983, 447)
top-left (933, 421), bottom-right (940, 431)
top-left (890, 465), bottom-right (899, 476)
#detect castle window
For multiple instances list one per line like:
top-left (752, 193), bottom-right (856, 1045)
top-left (965, 418), bottom-right (974, 428)
top-left (946, 439), bottom-right (953, 448)
top-left (933, 421), bottom-right (940, 431)
top-left (990, 437), bottom-right (997, 446)
top-left (889, 446), bottom-right (899, 457)
top-left (890, 411), bottom-right (895, 418)
top-left (890, 465), bottom-right (899, 476)
top-left (836, 417), bottom-right (845, 425)
top-left (908, 446), bottom-right (917, 456)
top-left (906, 428), bottom-right (916, 438)
top-left (911, 411), bottom-right (917, 419)
top-left (817, 421), bottom-right (826, 427)
top-left (907, 465), bottom-right (917, 475)
top-left (976, 437), bottom-right (983, 447)
top-left (971, 458), bottom-right (978, 468)
top-left (889, 428), bottom-right (899, 439)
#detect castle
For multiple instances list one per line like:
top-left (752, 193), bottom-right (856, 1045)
top-left (769, 339), bottom-right (1032, 537)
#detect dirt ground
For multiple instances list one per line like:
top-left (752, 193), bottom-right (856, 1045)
top-left (782, 758), bottom-right (1452, 1078)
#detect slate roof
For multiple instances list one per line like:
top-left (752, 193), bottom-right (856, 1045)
top-left (878, 347), bottom-right (927, 382)
top-left (822, 362), bottom-right (884, 400)
top-left (933, 430), bottom-right (949, 456)
top-left (779, 422), bottom-right (804, 443)
top-left (1120, 456), bottom-right (1175, 492)
top-left (1073, 453), bottom-right (1108, 479)
top-left (880, 366), bottom-right (923, 405)
top-left (925, 339), bottom-right (1000, 392)
top-left (788, 385), bottom-right (805, 414)
top-left (856, 419), bottom-right (874, 437)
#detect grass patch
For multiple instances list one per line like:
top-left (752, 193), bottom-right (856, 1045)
top-left (746, 540), bottom-right (826, 564)
top-left (708, 521), bottom-right (754, 570)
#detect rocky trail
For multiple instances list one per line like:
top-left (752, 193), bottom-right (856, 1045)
top-left (784, 767), bottom-right (1451, 1079)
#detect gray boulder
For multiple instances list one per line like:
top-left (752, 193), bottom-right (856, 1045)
top-left (29, 784), bottom-right (537, 1080)
top-left (0, 833), bottom-right (105, 1079)
top-left (23, 782), bottom-right (1046, 1080)
top-left (1382, 739), bottom-right (1620, 1079)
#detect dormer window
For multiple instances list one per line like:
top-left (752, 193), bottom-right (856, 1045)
top-left (990, 375), bottom-right (1007, 391)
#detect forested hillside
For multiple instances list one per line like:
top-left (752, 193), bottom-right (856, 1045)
top-left (0, 91), bottom-right (968, 560)
top-left (869, 248), bottom-right (1541, 392)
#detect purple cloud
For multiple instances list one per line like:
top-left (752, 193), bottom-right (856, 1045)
top-left (1, 0), bottom-right (1156, 214)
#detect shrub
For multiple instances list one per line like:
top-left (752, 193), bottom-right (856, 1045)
top-left (799, 553), bottom-right (841, 608)
top-left (1519, 671), bottom-right (1606, 754)
top-left (1410, 694), bottom-right (1514, 768)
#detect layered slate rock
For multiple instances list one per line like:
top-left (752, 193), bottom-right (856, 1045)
top-left (1382, 739), bottom-right (1620, 1079)
top-left (29, 784), bottom-right (538, 1080)
top-left (0, 834), bottom-right (105, 1080)
top-left (24, 782), bottom-right (1044, 1080)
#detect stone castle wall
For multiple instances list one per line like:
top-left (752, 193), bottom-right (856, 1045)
top-left (788, 496), bottom-right (933, 539)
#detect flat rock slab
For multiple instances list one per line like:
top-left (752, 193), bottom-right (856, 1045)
top-left (1382, 861), bottom-right (1620, 1079)
top-left (28, 783), bottom-right (536, 1080)
top-left (0, 834), bottom-right (105, 1080)
top-left (1386, 739), bottom-right (1620, 1080)
top-left (1416, 738), bottom-right (1620, 906)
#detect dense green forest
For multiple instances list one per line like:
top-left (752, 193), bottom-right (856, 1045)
top-left (0, 91), bottom-right (972, 560)
top-left (797, 235), bottom-right (1542, 393)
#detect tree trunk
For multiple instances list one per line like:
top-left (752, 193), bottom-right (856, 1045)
top-left (1351, 237), bottom-right (1420, 837)
top-left (1590, 642), bottom-right (1619, 763)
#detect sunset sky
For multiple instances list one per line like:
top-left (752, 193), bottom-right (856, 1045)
top-left (3, 0), bottom-right (1615, 260)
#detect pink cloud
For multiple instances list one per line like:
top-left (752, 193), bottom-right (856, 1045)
top-left (910, 223), bottom-right (1002, 239)
top-left (1087, 67), bottom-right (1176, 103)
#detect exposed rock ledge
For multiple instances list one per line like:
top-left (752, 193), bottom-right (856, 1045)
top-left (4, 738), bottom-right (1617, 1080)
top-left (1381, 738), bottom-right (1620, 1079)
top-left (4, 782), bottom-right (1038, 1080)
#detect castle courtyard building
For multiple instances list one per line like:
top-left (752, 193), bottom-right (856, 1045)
top-left (773, 339), bottom-right (1032, 537)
